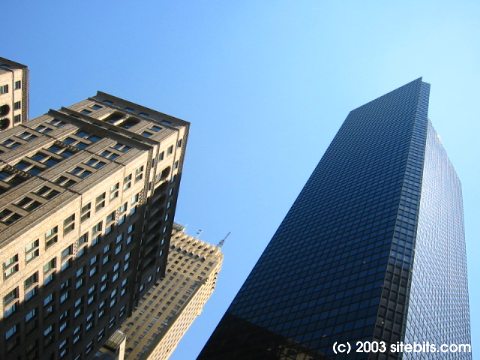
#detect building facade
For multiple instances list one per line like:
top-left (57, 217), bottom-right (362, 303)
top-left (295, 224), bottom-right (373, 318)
top-left (119, 223), bottom-right (223, 360)
top-left (0, 93), bottom-right (189, 360)
top-left (199, 79), bottom-right (471, 359)
top-left (0, 57), bottom-right (29, 130)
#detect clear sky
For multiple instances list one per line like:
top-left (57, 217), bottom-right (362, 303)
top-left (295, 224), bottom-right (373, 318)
top-left (2, 1), bottom-right (479, 358)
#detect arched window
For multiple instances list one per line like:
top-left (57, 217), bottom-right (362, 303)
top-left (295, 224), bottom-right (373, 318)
top-left (0, 118), bottom-right (10, 130)
top-left (0, 104), bottom-right (10, 116)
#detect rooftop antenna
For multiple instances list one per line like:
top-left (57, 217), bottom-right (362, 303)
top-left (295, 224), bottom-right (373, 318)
top-left (217, 232), bottom-right (231, 248)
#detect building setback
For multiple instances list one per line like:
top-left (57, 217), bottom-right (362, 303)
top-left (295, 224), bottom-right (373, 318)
top-left (118, 223), bottom-right (223, 360)
top-left (0, 57), bottom-right (29, 130)
top-left (0, 93), bottom-right (189, 359)
top-left (199, 79), bottom-right (471, 359)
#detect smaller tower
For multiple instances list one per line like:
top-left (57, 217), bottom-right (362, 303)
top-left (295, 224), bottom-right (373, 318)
top-left (0, 57), bottom-right (29, 130)
top-left (118, 224), bottom-right (223, 360)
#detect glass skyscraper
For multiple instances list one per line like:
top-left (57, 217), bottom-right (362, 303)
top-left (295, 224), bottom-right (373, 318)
top-left (199, 79), bottom-right (471, 359)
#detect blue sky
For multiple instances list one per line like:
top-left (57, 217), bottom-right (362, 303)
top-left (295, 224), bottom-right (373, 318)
top-left (3, 1), bottom-right (479, 358)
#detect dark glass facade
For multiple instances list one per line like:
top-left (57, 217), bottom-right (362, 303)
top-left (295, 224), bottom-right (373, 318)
top-left (199, 79), bottom-right (471, 360)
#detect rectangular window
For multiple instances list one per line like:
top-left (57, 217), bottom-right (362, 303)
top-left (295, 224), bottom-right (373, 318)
top-left (3, 288), bottom-right (18, 306)
top-left (112, 142), bottom-right (131, 153)
top-left (45, 226), bottom-right (58, 249)
top-left (14, 114), bottom-right (22, 124)
top-left (135, 166), bottom-right (144, 182)
top-left (24, 272), bottom-right (38, 289)
top-left (3, 254), bottom-right (19, 279)
top-left (15, 81), bottom-right (21, 90)
top-left (150, 125), bottom-right (162, 132)
top-left (61, 245), bottom-right (73, 260)
top-left (81, 203), bottom-right (91, 222)
top-left (55, 175), bottom-right (77, 187)
top-left (69, 166), bottom-right (92, 179)
top-left (123, 174), bottom-right (132, 190)
top-left (49, 119), bottom-right (66, 127)
top-left (35, 185), bottom-right (60, 199)
top-left (14, 101), bottom-right (21, 110)
top-left (25, 239), bottom-right (40, 263)
top-left (5, 324), bottom-right (17, 340)
top-left (18, 131), bottom-right (36, 142)
top-left (101, 149), bottom-right (119, 160)
top-left (43, 258), bottom-right (56, 273)
top-left (110, 182), bottom-right (119, 200)
top-left (63, 214), bottom-right (75, 235)
top-left (167, 145), bottom-right (174, 155)
top-left (0, 84), bottom-right (9, 94)
top-left (85, 158), bottom-right (106, 169)
top-left (158, 151), bottom-right (165, 161)
top-left (95, 192), bottom-right (106, 212)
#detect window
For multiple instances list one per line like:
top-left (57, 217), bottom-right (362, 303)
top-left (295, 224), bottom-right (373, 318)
top-left (81, 109), bottom-right (92, 115)
top-left (95, 192), bottom-right (106, 212)
top-left (25, 308), bottom-right (36, 322)
top-left (101, 149), bottom-right (119, 160)
top-left (25, 240), bottom-right (40, 263)
top-left (178, 138), bottom-right (183, 147)
top-left (4, 288), bottom-right (18, 306)
top-left (81, 203), bottom-right (91, 222)
top-left (3, 254), bottom-right (19, 279)
top-left (106, 211), bottom-right (116, 224)
top-left (63, 214), bottom-right (75, 235)
top-left (43, 324), bottom-right (53, 336)
top-left (25, 286), bottom-right (37, 301)
top-left (43, 293), bottom-right (53, 307)
top-left (15, 81), bottom-right (21, 90)
top-left (112, 142), bottom-right (131, 153)
top-left (78, 233), bottom-right (88, 247)
top-left (24, 272), bottom-right (38, 289)
top-left (135, 166), bottom-right (144, 182)
top-left (158, 151), bottom-right (165, 161)
top-left (92, 221), bottom-right (103, 237)
top-left (0, 84), bottom-right (8, 94)
top-left (91, 104), bottom-right (103, 110)
top-left (61, 245), bottom-right (73, 260)
top-left (141, 131), bottom-right (153, 138)
top-left (14, 114), bottom-right (22, 124)
top-left (85, 158), bottom-right (106, 169)
top-left (167, 145), bottom-right (174, 155)
top-left (110, 182), bottom-right (119, 200)
top-left (48, 118), bottom-right (66, 127)
top-left (55, 175), bottom-right (77, 187)
top-left (123, 174), bottom-right (132, 190)
top-left (5, 324), bottom-right (17, 340)
top-left (150, 125), bottom-right (162, 132)
top-left (14, 101), bottom-right (21, 110)
top-left (2, 139), bottom-right (21, 149)
top-left (69, 166), bottom-right (92, 179)
top-left (22, 195), bottom-right (41, 212)
top-left (15, 160), bottom-right (42, 175)
top-left (4, 303), bottom-right (17, 318)
top-left (45, 226), bottom-right (58, 248)
top-left (35, 124), bottom-right (53, 134)
top-left (35, 185), bottom-right (60, 199)
top-left (43, 258), bottom-right (56, 273)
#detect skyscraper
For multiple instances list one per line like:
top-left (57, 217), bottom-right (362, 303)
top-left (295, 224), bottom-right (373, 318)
top-left (199, 79), bottom-right (471, 360)
top-left (0, 92), bottom-right (188, 359)
top-left (0, 57), bottom-right (29, 130)
top-left (118, 223), bottom-right (223, 360)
